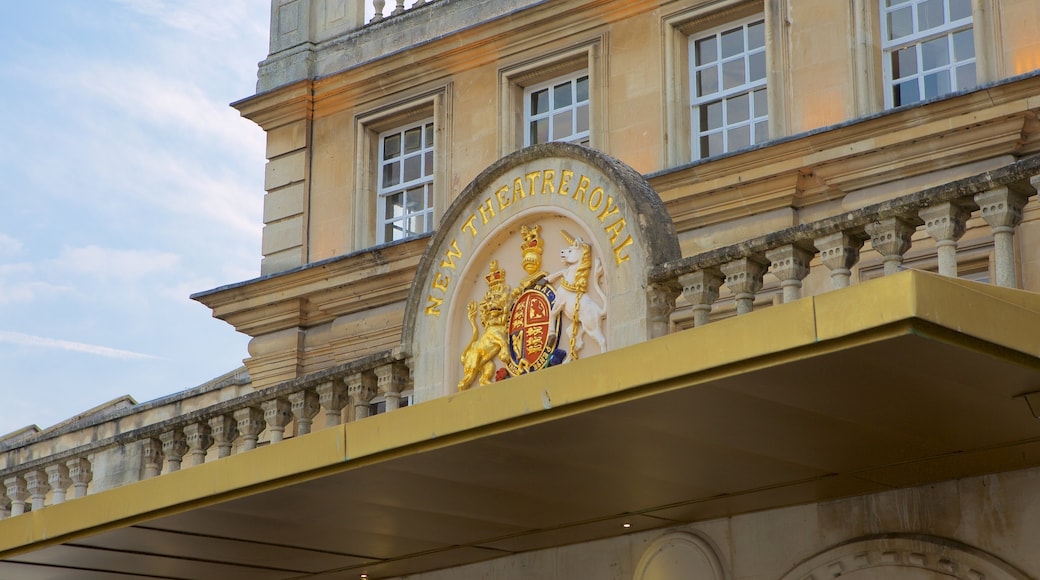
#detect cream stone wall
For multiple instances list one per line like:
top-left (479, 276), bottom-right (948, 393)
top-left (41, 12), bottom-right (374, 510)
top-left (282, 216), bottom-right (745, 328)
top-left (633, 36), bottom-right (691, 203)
top-left (400, 464), bottom-right (1040, 580)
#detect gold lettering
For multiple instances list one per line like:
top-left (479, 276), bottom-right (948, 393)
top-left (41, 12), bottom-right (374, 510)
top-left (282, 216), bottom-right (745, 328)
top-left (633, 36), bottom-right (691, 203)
top-left (478, 198), bottom-right (496, 224)
top-left (440, 239), bottom-right (463, 269)
top-left (586, 187), bottom-right (604, 213)
top-left (526, 171), bottom-right (541, 199)
top-left (424, 295), bottom-right (444, 316)
top-left (461, 215), bottom-right (478, 237)
top-left (432, 272), bottom-right (450, 292)
top-left (572, 175), bottom-right (591, 204)
top-left (597, 195), bottom-right (620, 223)
top-left (495, 185), bottom-right (511, 211)
top-left (541, 169), bottom-right (556, 194)
top-left (604, 217), bottom-right (627, 245)
top-left (558, 170), bottom-right (574, 196)
top-left (612, 235), bottom-right (634, 265)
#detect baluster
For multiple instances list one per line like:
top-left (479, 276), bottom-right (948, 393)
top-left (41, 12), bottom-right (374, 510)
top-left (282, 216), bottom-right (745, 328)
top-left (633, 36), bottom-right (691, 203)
top-left (184, 422), bottom-right (214, 466)
top-left (815, 231), bottom-right (866, 289)
top-left (375, 363), bottom-right (410, 413)
top-left (920, 202), bottom-right (972, 277)
top-left (45, 464), bottom-right (71, 505)
top-left (67, 457), bottom-right (92, 498)
top-left (679, 269), bottom-right (723, 327)
top-left (317, 380), bottom-right (349, 427)
top-left (975, 185), bottom-right (1031, 288)
top-left (24, 469), bottom-right (50, 511)
top-left (4, 476), bottom-right (28, 516)
top-left (262, 398), bottom-right (293, 443)
top-left (865, 216), bottom-right (917, 276)
top-left (234, 407), bottom-right (266, 452)
top-left (347, 372), bottom-right (378, 421)
top-left (371, 0), bottom-right (385, 22)
top-left (142, 439), bottom-right (163, 479)
top-left (209, 415), bottom-right (238, 458)
top-left (290, 389), bottom-right (321, 435)
top-left (721, 257), bottom-right (767, 315)
top-left (391, 0), bottom-right (407, 16)
top-left (160, 429), bottom-right (189, 473)
top-left (765, 244), bottom-right (814, 303)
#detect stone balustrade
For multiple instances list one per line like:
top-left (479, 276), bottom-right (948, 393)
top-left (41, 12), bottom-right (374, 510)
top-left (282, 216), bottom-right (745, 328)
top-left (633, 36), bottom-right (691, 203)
top-left (0, 351), bottom-right (408, 519)
top-left (651, 155), bottom-right (1040, 325)
top-left (369, 0), bottom-right (433, 23)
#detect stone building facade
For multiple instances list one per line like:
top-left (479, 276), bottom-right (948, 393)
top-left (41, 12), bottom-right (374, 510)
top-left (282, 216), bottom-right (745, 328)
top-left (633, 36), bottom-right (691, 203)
top-left (2, 0), bottom-right (1040, 578)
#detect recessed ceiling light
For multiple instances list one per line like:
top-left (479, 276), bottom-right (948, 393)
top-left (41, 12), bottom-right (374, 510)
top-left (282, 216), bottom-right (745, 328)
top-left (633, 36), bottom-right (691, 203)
top-left (622, 522), bottom-right (631, 528)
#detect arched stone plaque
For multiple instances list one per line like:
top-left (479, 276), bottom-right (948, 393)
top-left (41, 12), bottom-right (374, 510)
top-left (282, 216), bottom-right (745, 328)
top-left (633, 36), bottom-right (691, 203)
top-left (403, 143), bottom-right (680, 401)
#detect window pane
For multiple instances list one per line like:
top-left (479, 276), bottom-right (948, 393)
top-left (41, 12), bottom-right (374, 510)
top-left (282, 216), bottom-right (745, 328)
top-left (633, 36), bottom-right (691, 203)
top-left (727, 125), bottom-right (750, 150)
top-left (700, 132), bottom-right (723, 159)
top-left (530, 118), bottom-right (548, 144)
top-left (748, 21), bottom-right (765, 50)
top-left (701, 100), bottom-right (723, 130)
top-left (917, 0), bottom-right (944, 31)
top-left (753, 88), bottom-right (767, 118)
top-left (950, 0), bottom-right (971, 21)
top-left (749, 51), bottom-right (766, 82)
top-left (382, 161), bottom-right (400, 187)
top-left (384, 192), bottom-right (403, 219)
top-left (894, 79), bottom-right (920, 106)
top-left (406, 187), bottom-right (424, 211)
top-left (553, 81), bottom-right (572, 108)
top-left (531, 89), bottom-right (548, 115)
top-left (576, 76), bottom-right (589, 102)
top-left (885, 0), bottom-right (911, 6)
top-left (424, 151), bottom-right (433, 176)
top-left (952, 28), bottom-right (974, 61)
top-left (696, 68), bottom-right (718, 96)
top-left (552, 110), bottom-right (573, 140)
top-left (384, 223), bottom-right (401, 242)
top-left (728, 93), bottom-right (750, 123)
top-left (404, 126), bottom-right (422, 153)
top-left (921, 36), bottom-right (950, 70)
top-left (424, 123), bottom-right (434, 147)
top-left (887, 7), bottom-right (912, 40)
top-left (923, 69), bottom-right (951, 99)
top-left (695, 36), bottom-right (717, 65)
top-left (754, 121), bottom-right (768, 143)
top-left (720, 27), bottom-right (744, 58)
top-left (722, 58), bottom-right (745, 90)
top-left (576, 104), bottom-right (589, 133)
top-left (383, 134), bottom-right (401, 159)
top-left (403, 154), bottom-right (421, 182)
top-left (954, 62), bottom-right (976, 91)
top-left (892, 46), bottom-right (918, 79)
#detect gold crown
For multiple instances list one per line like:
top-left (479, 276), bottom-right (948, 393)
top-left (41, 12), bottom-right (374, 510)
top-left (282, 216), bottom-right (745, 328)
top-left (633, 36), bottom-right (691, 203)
top-left (486, 260), bottom-right (505, 284)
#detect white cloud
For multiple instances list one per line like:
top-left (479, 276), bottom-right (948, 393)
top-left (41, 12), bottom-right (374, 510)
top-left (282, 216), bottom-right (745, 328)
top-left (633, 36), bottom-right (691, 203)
top-left (0, 330), bottom-right (158, 360)
top-left (0, 233), bottom-right (23, 256)
top-left (54, 245), bottom-right (181, 279)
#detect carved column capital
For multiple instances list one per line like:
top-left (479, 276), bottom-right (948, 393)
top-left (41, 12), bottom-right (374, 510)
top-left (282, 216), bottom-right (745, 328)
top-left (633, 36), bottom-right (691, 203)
top-left (975, 185), bottom-right (1032, 287)
top-left (865, 216), bottom-right (917, 276)
top-left (289, 389), bottom-right (321, 435)
top-left (647, 282), bottom-right (680, 338)
top-left (184, 422), bottom-right (214, 466)
top-left (66, 457), bottom-right (92, 499)
top-left (920, 202), bottom-right (972, 277)
top-left (721, 257), bottom-right (767, 315)
top-left (24, 469), bottom-right (50, 511)
top-left (234, 407), bottom-right (266, 452)
top-left (45, 464), bottom-right (72, 505)
top-left (208, 414), bottom-right (239, 459)
top-left (160, 429), bottom-right (189, 473)
top-left (374, 363), bottom-right (410, 413)
top-left (262, 398), bottom-right (293, 444)
top-left (765, 244), bottom-right (814, 304)
top-left (347, 372), bottom-right (379, 421)
top-left (679, 269), bottom-right (724, 327)
top-left (814, 231), bottom-right (866, 289)
top-left (317, 380), bottom-right (349, 426)
top-left (4, 475), bottom-right (28, 516)
top-left (142, 438), bottom-right (163, 479)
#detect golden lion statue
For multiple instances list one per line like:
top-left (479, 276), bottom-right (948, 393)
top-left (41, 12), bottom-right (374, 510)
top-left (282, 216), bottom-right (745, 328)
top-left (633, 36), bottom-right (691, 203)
top-left (457, 261), bottom-right (512, 390)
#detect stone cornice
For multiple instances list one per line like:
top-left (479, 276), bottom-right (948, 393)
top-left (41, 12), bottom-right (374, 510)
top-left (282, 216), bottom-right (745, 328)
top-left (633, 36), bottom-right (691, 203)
top-left (231, 80), bottom-right (313, 130)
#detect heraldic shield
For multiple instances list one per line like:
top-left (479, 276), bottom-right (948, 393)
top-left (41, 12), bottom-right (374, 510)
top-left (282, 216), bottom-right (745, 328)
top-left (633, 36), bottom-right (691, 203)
top-left (506, 284), bottom-right (562, 375)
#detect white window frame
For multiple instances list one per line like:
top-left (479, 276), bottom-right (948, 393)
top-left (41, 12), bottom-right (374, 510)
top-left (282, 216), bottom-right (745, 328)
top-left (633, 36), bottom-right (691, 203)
top-left (376, 119), bottom-right (435, 244)
top-left (689, 14), bottom-right (768, 160)
top-left (879, 0), bottom-right (975, 109)
top-left (523, 70), bottom-right (591, 147)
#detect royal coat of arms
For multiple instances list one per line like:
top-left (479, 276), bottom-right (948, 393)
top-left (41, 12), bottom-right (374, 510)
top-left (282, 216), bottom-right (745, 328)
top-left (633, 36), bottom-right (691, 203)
top-left (457, 224), bottom-right (607, 390)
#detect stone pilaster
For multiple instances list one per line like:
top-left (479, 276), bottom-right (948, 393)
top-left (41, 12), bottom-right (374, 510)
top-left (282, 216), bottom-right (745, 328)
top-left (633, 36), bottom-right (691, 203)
top-left (24, 469), bottom-right (50, 511)
top-left (865, 217), bottom-right (917, 276)
top-left (142, 438), bottom-right (163, 479)
top-left (679, 269), bottom-right (724, 327)
top-left (347, 372), bottom-right (379, 422)
top-left (920, 202), bottom-right (972, 277)
top-left (317, 380), bottom-right (349, 427)
top-left (765, 244), bottom-right (814, 304)
top-left (67, 457), bottom-right (92, 499)
top-left (262, 398), bottom-right (293, 444)
top-left (184, 422), bottom-right (214, 466)
top-left (975, 186), bottom-right (1030, 288)
top-left (374, 363), bottom-right (410, 413)
top-left (234, 407), bottom-right (266, 452)
top-left (160, 429), bottom-right (189, 473)
top-left (289, 389), bottom-right (321, 435)
top-left (209, 415), bottom-right (239, 459)
top-left (721, 257), bottom-right (767, 315)
top-left (45, 464), bottom-right (71, 505)
top-left (814, 231), bottom-right (865, 289)
top-left (4, 476), bottom-right (28, 516)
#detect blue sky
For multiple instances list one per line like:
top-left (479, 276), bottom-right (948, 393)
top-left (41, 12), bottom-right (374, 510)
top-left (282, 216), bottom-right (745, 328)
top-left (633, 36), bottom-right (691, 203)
top-left (0, 1), bottom-right (271, 434)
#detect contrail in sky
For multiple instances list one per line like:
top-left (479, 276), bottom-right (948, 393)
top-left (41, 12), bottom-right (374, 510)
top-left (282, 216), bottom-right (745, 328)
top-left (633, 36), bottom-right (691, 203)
top-left (0, 331), bottom-right (158, 360)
